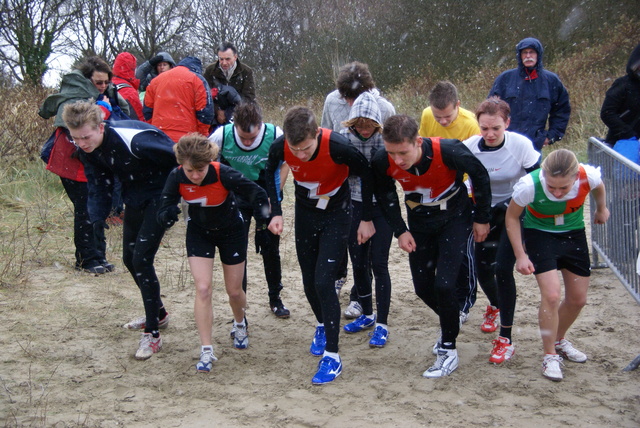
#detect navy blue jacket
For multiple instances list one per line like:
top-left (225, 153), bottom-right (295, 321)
top-left (489, 38), bottom-right (571, 151)
top-left (80, 120), bottom-right (178, 221)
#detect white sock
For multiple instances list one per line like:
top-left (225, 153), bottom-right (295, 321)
top-left (323, 351), bottom-right (340, 362)
top-left (202, 345), bottom-right (213, 353)
top-left (375, 323), bottom-right (388, 329)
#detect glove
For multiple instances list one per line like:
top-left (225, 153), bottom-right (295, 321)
top-left (149, 55), bottom-right (164, 67)
top-left (255, 228), bottom-right (271, 255)
top-left (158, 205), bottom-right (181, 228)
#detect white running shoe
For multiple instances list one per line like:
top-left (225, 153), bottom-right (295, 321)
top-left (135, 333), bottom-right (162, 360)
top-left (432, 333), bottom-right (442, 355)
top-left (234, 323), bottom-right (248, 349)
top-left (423, 348), bottom-right (459, 378)
top-left (555, 338), bottom-right (587, 363)
top-left (123, 314), bottom-right (170, 330)
top-left (459, 311), bottom-right (469, 327)
top-left (335, 277), bottom-right (347, 297)
top-left (542, 354), bottom-right (564, 381)
top-left (196, 347), bottom-right (218, 373)
top-left (343, 301), bottom-right (363, 319)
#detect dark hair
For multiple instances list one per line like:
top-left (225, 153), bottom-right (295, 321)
top-left (283, 106), bottom-right (317, 145)
top-left (428, 81), bottom-right (458, 110)
top-left (174, 133), bottom-right (219, 168)
top-left (475, 96), bottom-right (511, 122)
top-left (382, 115), bottom-right (419, 144)
top-left (77, 56), bottom-right (112, 80)
top-left (336, 61), bottom-right (375, 100)
top-left (217, 41), bottom-right (238, 55)
top-left (233, 101), bottom-right (262, 133)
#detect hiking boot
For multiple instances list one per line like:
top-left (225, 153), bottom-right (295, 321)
top-left (270, 300), bottom-right (290, 319)
top-left (335, 276), bottom-right (347, 297)
top-left (423, 348), bottom-right (459, 378)
top-left (481, 306), bottom-right (500, 333)
top-left (555, 338), bottom-right (587, 363)
top-left (312, 356), bottom-right (342, 385)
top-left (542, 354), bottom-right (563, 381)
top-left (123, 313), bottom-right (170, 330)
top-left (135, 333), bottom-right (162, 360)
top-left (196, 347), bottom-right (218, 373)
top-left (344, 314), bottom-right (376, 333)
top-left (234, 323), bottom-right (248, 349)
top-left (310, 326), bottom-right (326, 356)
top-left (344, 301), bottom-right (363, 319)
top-left (489, 336), bottom-right (515, 364)
top-left (369, 325), bottom-right (389, 348)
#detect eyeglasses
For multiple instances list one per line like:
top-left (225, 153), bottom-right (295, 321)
top-left (92, 79), bottom-right (110, 86)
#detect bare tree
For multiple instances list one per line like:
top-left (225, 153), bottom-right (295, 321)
top-left (0, 0), bottom-right (77, 86)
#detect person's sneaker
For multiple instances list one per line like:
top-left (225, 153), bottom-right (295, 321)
top-left (481, 306), bottom-right (500, 333)
top-left (229, 316), bottom-right (248, 338)
top-left (135, 333), bottom-right (162, 360)
top-left (423, 348), bottom-right (459, 378)
top-left (343, 301), bottom-right (363, 319)
top-left (234, 323), bottom-right (248, 349)
top-left (542, 354), bottom-right (564, 381)
top-left (344, 314), bottom-right (376, 333)
top-left (555, 338), bottom-right (587, 363)
top-left (335, 276), bottom-right (347, 297)
top-left (459, 311), bottom-right (469, 327)
top-left (123, 313), bottom-right (170, 330)
top-left (432, 333), bottom-right (442, 355)
top-left (102, 262), bottom-right (116, 273)
top-left (76, 264), bottom-right (106, 274)
top-left (196, 347), bottom-right (218, 373)
top-left (489, 336), bottom-right (515, 364)
top-left (310, 326), bottom-right (326, 356)
top-left (270, 300), bottom-right (290, 319)
top-left (312, 356), bottom-right (343, 385)
top-left (369, 325), bottom-right (389, 348)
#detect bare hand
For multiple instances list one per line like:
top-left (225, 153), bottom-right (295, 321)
top-left (398, 231), bottom-right (416, 253)
top-left (268, 216), bottom-right (283, 235)
top-left (515, 256), bottom-right (535, 275)
top-left (473, 222), bottom-right (490, 243)
top-left (357, 221), bottom-right (375, 245)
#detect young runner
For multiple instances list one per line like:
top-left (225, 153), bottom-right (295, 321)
top-left (505, 149), bottom-right (609, 381)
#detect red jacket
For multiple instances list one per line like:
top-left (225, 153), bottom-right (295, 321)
top-left (112, 52), bottom-right (143, 121)
top-left (143, 57), bottom-right (214, 142)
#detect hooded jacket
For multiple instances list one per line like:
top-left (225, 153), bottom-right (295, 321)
top-left (600, 43), bottom-right (640, 146)
top-left (143, 56), bottom-right (214, 142)
top-left (340, 91), bottom-right (384, 202)
top-left (135, 51), bottom-right (176, 92)
top-left (489, 37), bottom-right (571, 151)
top-left (112, 52), bottom-right (143, 121)
top-left (204, 59), bottom-right (256, 101)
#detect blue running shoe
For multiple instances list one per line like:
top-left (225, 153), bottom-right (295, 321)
top-left (234, 323), bottom-right (248, 349)
top-left (344, 314), bottom-right (376, 333)
top-left (310, 326), bottom-right (326, 356)
top-left (196, 348), bottom-right (217, 373)
top-left (369, 325), bottom-right (389, 348)
top-left (312, 356), bottom-right (343, 385)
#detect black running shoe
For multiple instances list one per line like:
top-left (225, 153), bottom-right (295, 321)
top-left (270, 300), bottom-right (290, 319)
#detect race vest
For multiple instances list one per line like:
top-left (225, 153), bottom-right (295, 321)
top-left (179, 162), bottom-right (229, 207)
top-left (524, 166), bottom-right (590, 231)
top-left (221, 123), bottom-right (275, 181)
top-left (386, 137), bottom-right (457, 204)
top-left (284, 128), bottom-right (349, 202)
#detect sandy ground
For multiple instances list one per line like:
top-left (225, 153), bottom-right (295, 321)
top-left (1, 193), bottom-right (639, 428)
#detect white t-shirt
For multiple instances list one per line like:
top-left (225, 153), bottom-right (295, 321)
top-left (511, 163), bottom-right (602, 207)
top-left (463, 131), bottom-right (540, 206)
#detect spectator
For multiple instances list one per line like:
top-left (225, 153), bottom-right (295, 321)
top-left (112, 52), bottom-right (143, 121)
top-left (204, 42), bottom-right (256, 101)
top-left (143, 56), bottom-right (214, 142)
top-left (600, 43), bottom-right (640, 147)
top-left (489, 37), bottom-right (571, 151)
top-left (135, 51), bottom-right (176, 93)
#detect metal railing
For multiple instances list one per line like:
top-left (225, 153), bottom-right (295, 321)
top-left (587, 137), bottom-right (640, 305)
